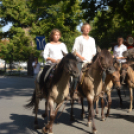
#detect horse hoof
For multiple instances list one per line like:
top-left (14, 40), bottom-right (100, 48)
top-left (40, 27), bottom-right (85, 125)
top-left (87, 122), bottom-right (92, 127)
top-left (101, 117), bottom-right (105, 121)
top-left (93, 130), bottom-right (97, 134)
top-left (42, 113), bottom-right (47, 119)
top-left (105, 106), bottom-right (108, 110)
top-left (95, 114), bottom-right (99, 117)
top-left (42, 127), bottom-right (48, 134)
top-left (128, 109), bottom-right (132, 113)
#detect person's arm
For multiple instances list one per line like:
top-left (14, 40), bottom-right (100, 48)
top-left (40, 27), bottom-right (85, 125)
top-left (62, 43), bottom-right (68, 54)
top-left (32, 62), bottom-right (36, 68)
top-left (72, 37), bottom-right (85, 61)
top-left (92, 39), bottom-right (96, 57)
top-left (44, 44), bottom-right (57, 63)
top-left (76, 52), bottom-right (85, 61)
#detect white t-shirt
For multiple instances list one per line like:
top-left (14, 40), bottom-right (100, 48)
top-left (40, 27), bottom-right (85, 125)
top-left (43, 42), bottom-right (68, 64)
top-left (113, 44), bottom-right (127, 63)
top-left (72, 35), bottom-right (96, 63)
top-left (32, 62), bottom-right (40, 75)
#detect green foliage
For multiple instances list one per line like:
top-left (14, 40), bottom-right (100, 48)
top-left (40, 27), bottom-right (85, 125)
top-left (82, 0), bottom-right (134, 48)
top-left (0, 0), bottom-right (82, 62)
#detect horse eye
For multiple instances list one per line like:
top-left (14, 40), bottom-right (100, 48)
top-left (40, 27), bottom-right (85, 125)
top-left (113, 76), bottom-right (115, 78)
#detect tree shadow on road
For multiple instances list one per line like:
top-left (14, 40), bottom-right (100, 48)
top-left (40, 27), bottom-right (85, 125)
top-left (0, 114), bottom-right (43, 134)
top-left (0, 109), bottom-right (92, 134)
top-left (108, 113), bottom-right (134, 123)
top-left (0, 77), bottom-right (35, 99)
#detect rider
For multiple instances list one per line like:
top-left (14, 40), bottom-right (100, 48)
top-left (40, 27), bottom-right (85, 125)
top-left (113, 37), bottom-right (127, 64)
top-left (39, 28), bottom-right (68, 91)
top-left (71, 23), bottom-right (96, 90)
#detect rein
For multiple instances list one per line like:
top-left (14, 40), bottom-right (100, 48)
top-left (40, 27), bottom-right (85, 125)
top-left (92, 56), bottom-right (107, 75)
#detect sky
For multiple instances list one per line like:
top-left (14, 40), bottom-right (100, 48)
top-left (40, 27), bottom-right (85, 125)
top-left (2, 23), bottom-right (12, 32)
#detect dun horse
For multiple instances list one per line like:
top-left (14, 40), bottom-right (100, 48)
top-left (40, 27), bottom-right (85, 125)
top-left (25, 52), bottom-right (79, 134)
top-left (95, 63), bottom-right (121, 119)
top-left (70, 49), bottom-right (115, 134)
top-left (121, 63), bottom-right (134, 112)
top-left (95, 59), bottom-right (121, 118)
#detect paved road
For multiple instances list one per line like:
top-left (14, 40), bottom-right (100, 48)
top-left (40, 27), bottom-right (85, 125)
top-left (0, 76), bottom-right (134, 134)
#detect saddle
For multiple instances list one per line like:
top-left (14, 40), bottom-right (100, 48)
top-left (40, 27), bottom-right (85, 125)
top-left (37, 64), bottom-right (57, 84)
top-left (36, 64), bottom-right (57, 97)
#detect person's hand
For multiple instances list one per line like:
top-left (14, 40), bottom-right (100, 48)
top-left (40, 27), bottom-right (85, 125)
top-left (56, 59), bottom-right (61, 63)
top-left (80, 56), bottom-right (85, 61)
top-left (116, 57), bottom-right (121, 59)
top-left (51, 59), bottom-right (57, 63)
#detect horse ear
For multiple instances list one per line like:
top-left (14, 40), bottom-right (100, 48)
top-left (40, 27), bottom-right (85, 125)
top-left (108, 47), bottom-right (112, 52)
top-left (96, 46), bottom-right (101, 53)
top-left (62, 51), bottom-right (67, 57)
top-left (72, 49), bottom-right (77, 56)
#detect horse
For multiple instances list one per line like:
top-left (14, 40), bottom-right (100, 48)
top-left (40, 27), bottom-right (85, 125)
top-left (95, 63), bottom-right (121, 119)
top-left (120, 63), bottom-right (134, 112)
top-left (73, 60), bottom-right (121, 122)
top-left (70, 49), bottom-right (115, 134)
top-left (25, 52), bottom-right (80, 134)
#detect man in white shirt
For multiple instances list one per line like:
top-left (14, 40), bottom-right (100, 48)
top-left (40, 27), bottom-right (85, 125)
top-left (72, 23), bottom-right (96, 63)
top-left (71, 23), bottom-right (96, 90)
top-left (113, 37), bottom-right (127, 63)
top-left (32, 57), bottom-right (40, 80)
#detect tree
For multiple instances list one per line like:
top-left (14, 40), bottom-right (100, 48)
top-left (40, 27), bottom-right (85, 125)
top-left (81, 0), bottom-right (134, 48)
top-left (0, 0), bottom-right (82, 75)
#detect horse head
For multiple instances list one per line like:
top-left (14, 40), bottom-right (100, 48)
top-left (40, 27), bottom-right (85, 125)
top-left (61, 51), bottom-right (80, 78)
top-left (96, 49), bottom-right (115, 74)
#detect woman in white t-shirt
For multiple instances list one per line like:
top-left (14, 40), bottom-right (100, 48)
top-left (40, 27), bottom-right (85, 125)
top-left (43, 29), bottom-right (68, 65)
top-left (40, 29), bottom-right (68, 90)
top-left (113, 37), bottom-right (127, 63)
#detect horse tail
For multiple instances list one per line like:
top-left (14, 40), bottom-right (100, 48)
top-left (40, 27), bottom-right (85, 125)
top-left (24, 89), bottom-right (36, 109)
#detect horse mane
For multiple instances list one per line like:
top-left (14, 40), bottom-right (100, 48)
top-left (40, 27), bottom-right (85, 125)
top-left (51, 58), bottom-right (64, 85)
top-left (92, 49), bottom-right (112, 63)
top-left (51, 52), bottom-right (77, 85)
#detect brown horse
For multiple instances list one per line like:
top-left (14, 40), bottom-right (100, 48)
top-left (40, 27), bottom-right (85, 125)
top-left (121, 63), bottom-right (134, 112)
top-left (96, 65), bottom-right (121, 118)
top-left (25, 52), bottom-right (80, 134)
top-left (70, 49), bottom-right (115, 134)
top-left (95, 59), bottom-right (121, 118)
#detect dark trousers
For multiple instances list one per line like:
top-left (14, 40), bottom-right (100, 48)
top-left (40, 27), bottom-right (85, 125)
top-left (71, 62), bottom-right (83, 90)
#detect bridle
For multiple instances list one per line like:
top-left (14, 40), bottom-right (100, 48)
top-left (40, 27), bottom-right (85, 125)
top-left (97, 56), bottom-right (114, 75)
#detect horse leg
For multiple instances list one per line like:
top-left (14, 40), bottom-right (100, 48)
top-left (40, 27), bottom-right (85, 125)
top-left (42, 100), bottom-right (63, 134)
top-left (34, 97), bottom-right (40, 129)
top-left (42, 101), bottom-right (48, 119)
top-left (87, 96), bottom-right (97, 134)
top-left (117, 89), bottom-right (122, 106)
top-left (128, 87), bottom-right (133, 112)
top-left (106, 90), bottom-right (112, 118)
top-left (95, 97), bottom-right (99, 116)
top-left (101, 98), bottom-right (105, 121)
top-left (70, 90), bottom-right (75, 121)
top-left (81, 97), bottom-right (85, 119)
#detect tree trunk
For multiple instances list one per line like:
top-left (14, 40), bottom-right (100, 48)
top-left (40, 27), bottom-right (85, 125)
top-left (27, 55), bottom-right (34, 76)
